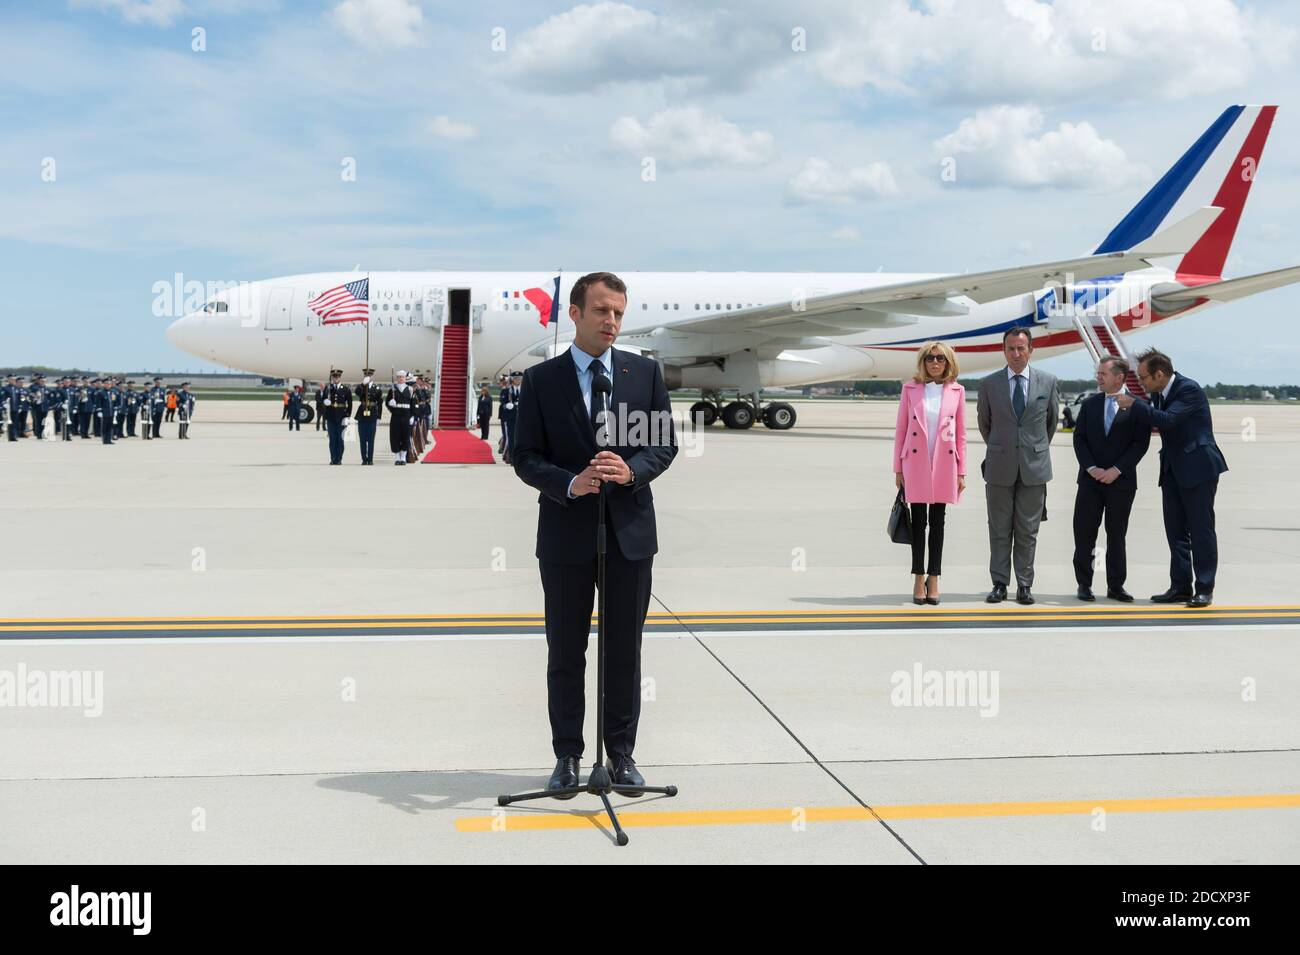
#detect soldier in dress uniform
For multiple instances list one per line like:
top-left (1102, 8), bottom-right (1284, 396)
top-left (124, 383), bottom-right (140, 437)
top-left (148, 377), bottom-right (166, 438)
top-left (77, 377), bottom-right (93, 438)
top-left (416, 375), bottom-right (432, 445)
top-left (499, 371), bottom-right (522, 464)
top-left (354, 368), bottom-right (383, 465)
top-left (111, 379), bottom-right (126, 438)
top-left (314, 382), bottom-right (326, 432)
top-left (322, 369), bottom-right (352, 464)
top-left (50, 377), bottom-right (68, 438)
top-left (177, 382), bottom-right (195, 439)
top-left (2, 375), bottom-right (18, 441)
top-left (386, 370), bottom-right (415, 465)
top-left (27, 375), bottom-right (48, 439)
top-left (98, 379), bottom-right (117, 444)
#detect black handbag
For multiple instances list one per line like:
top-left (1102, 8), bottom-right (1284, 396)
top-left (887, 488), bottom-right (912, 544)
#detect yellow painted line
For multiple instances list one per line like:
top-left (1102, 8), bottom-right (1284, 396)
top-left (2, 605), bottom-right (1299, 625)
top-left (457, 793), bottom-right (1300, 833)
top-left (2, 611), bottom-right (1297, 633)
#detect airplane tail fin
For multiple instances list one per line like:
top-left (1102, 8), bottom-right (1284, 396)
top-left (1093, 105), bottom-right (1277, 281)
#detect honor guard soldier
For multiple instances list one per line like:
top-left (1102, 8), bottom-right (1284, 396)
top-left (111, 379), bottom-right (126, 438)
top-left (50, 377), bottom-right (67, 438)
top-left (93, 379), bottom-right (106, 437)
top-left (386, 370), bottom-right (415, 465)
top-left (148, 377), bottom-right (166, 438)
top-left (354, 368), bottom-right (383, 465)
top-left (11, 376), bottom-right (29, 438)
top-left (77, 377), bottom-right (93, 438)
top-left (287, 386), bottom-right (303, 430)
top-left (322, 369), bottom-right (352, 463)
top-left (499, 371), bottom-right (522, 464)
top-left (28, 375), bottom-right (48, 439)
top-left (2, 375), bottom-right (17, 441)
top-left (124, 383), bottom-right (140, 437)
top-left (98, 379), bottom-right (117, 444)
top-left (177, 383), bottom-right (195, 439)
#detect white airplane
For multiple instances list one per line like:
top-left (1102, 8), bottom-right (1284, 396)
top-left (168, 104), bottom-right (1300, 431)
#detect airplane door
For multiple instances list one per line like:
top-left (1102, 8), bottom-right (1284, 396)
top-left (265, 287), bottom-right (294, 330)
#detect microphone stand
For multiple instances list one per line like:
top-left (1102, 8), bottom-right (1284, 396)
top-left (497, 373), bottom-right (677, 846)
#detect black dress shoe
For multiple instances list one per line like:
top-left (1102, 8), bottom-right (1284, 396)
top-left (1187, 593), bottom-right (1213, 608)
top-left (546, 756), bottom-right (581, 799)
top-left (1077, 586), bottom-right (1095, 602)
top-left (606, 755), bottom-right (645, 795)
top-left (1016, 586), bottom-right (1034, 605)
top-left (1107, 587), bottom-right (1134, 602)
top-left (1151, 589), bottom-right (1193, 603)
top-left (986, 583), bottom-right (1008, 603)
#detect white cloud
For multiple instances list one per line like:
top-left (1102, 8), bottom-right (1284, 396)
top-left (329, 0), bottom-right (423, 51)
top-left (805, 0), bottom-right (1293, 103)
top-left (933, 105), bottom-right (1146, 190)
top-left (610, 107), bottom-right (773, 166)
top-left (72, 0), bottom-right (188, 26)
top-left (498, 2), bottom-right (768, 93)
top-left (787, 157), bottom-right (900, 203)
top-left (428, 115), bottom-right (477, 141)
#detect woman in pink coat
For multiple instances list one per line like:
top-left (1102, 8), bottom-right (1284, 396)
top-left (893, 341), bottom-right (967, 605)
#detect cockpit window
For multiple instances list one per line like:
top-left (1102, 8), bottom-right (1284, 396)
top-left (216, 302), bottom-right (228, 313)
top-left (202, 302), bottom-right (230, 313)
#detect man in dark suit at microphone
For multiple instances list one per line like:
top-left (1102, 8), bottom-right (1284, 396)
top-left (512, 271), bottom-right (678, 797)
top-left (1071, 356), bottom-right (1150, 602)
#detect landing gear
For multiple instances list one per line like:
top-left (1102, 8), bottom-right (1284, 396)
top-left (689, 391), bottom-right (797, 430)
top-left (689, 401), bottom-right (718, 428)
top-left (762, 402), bottom-right (796, 430)
top-left (721, 401), bottom-right (756, 430)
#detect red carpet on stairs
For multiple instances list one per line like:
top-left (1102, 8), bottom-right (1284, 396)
top-left (421, 429), bottom-right (497, 464)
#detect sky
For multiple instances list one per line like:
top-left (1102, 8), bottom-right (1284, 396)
top-left (2, 0), bottom-right (1298, 382)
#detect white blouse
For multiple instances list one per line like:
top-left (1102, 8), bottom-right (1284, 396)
top-left (923, 382), bottom-right (943, 460)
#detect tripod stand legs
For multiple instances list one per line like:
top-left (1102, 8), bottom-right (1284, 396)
top-left (495, 768), bottom-right (677, 845)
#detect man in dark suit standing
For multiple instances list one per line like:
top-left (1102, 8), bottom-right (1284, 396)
top-left (1072, 356), bottom-right (1150, 602)
top-left (513, 271), bottom-right (678, 797)
top-left (1115, 348), bottom-right (1227, 608)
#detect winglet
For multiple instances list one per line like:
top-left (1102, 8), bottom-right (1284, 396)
top-left (1128, 206), bottom-right (1223, 258)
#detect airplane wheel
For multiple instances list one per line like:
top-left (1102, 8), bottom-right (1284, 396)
top-left (689, 401), bottom-right (718, 428)
top-left (763, 402), bottom-right (796, 430)
top-left (722, 401), bottom-right (756, 429)
top-left (297, 406), bottom-right (315, 424)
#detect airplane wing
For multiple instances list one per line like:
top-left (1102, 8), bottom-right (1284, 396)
top-left (1153, 263), bottom-right (1300, 306)
top-left (637, 207), bottom-right (1224, 343)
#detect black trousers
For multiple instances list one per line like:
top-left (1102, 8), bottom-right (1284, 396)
top-left (1072, 480), bottom-right (1135, 588)
top-left (909, 502), bottom-right (946, 576)
top-left (538, 521), bottom-right (653, 760)
top-left (1162, 477), bottom-right (1219, 595)
top-left (389, 415), bottom-right (411, 455)
top-left (478, 416), bottom-right (490, 440)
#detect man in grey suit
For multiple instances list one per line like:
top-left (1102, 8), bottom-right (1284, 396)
top-left (977, 327), bottom-right (1059, 604)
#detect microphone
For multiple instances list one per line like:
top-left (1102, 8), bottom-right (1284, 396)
top-left (592, 371), bottom-right (612, 447)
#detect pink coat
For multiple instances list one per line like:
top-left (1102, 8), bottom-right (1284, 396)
top-left (893, 381), bottom-right (967, 504)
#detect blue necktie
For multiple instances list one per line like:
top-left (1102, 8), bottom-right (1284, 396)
top-left (1012, 374), bottom-right (1026, 418)
top-left (1104, 396), bottom-right (1116, 435)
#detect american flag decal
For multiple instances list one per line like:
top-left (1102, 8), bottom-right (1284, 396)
top-left (309, 278), bottom-right (369, 325)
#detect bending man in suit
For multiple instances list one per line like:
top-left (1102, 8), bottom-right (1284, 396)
top-left (1114, 348), bottom-right (1227, 608)
top-left (513, 271), bottom-right (678, 797)
top-left (1072, 356), bottom-right (1150, 602)
top-left (977, 327), bottom-right (1059, 605)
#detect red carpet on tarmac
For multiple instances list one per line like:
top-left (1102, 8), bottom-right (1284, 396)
top-left (420, 429), bottom-right (497, 464)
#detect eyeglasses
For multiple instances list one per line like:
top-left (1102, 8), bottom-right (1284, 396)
top-left (924, 354), bottom-right (947, 363)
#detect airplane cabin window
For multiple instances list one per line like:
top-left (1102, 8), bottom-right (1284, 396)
top-left (673, 304), bottom-right (679, 310)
